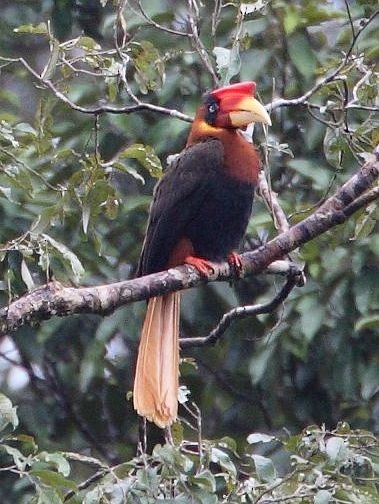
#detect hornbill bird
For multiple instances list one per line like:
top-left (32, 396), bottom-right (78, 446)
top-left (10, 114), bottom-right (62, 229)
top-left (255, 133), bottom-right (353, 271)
top-left (134, 81), bottom-right (271, 427)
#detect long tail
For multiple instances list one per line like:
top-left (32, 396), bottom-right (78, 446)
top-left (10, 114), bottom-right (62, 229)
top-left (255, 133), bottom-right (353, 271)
top-left (133, 292), bottom-right (180, 428)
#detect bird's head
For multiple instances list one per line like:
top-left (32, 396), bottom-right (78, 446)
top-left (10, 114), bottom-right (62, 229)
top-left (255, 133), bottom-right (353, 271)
top-left (201, 81), bottom-right (271, 129)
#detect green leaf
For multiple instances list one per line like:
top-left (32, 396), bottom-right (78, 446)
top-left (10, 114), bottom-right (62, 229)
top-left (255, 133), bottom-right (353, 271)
top-left (352, 203), bottom-right (378, 240)
top-left (211, 447), bottom-right (237, 478)
top-left (213, 45), bottom-right (241, 85)
top-left (36, 486), bottom-right (64, 504)
top-left (21, 258), bottom-right (35, 290)
top-left (153, 444), bottom-right (194, 473)
top-left (297, 295), bottom-right (325, 341)
top-left (42, 234), bottom-right (85, 283)
top-left (283, 5), bottom-right (302, 35)
top-left (249, 343), bottom-right (275, 384)
top-left (361, 364), bottom-right (379, 400)
top-left (247, 432), bottom-right (275, 444)
top-left (14, 23), bottom-right (48, 35)
top-left (0, 121), bottom-right (19, 147)
top-left (188, 490), bottom-right (218, 504)
top-left (217, 436), bottom-right (238, 453)
top-left (82, 486), bottom-right (103, 504)
top-left (0, 185), bottom-right (13, 201)
top-left (1, 445), bottom-right (27, 471)
top-left (251, 454), bottom-right (277, 483)
top-left (131, 41), bottom-right (164, 94)
top-left (0, 393), bottom-right (19, 431)
top-left (287, 159), bottom-right (330, 189)
top-left (112, 162), bottom-right (145, 183)
top-left (314, 489), bottom-right (333, 504)
top-left (355, 314), bottom-right (379, 332)
top-left (171, 421), bottom-right (184, 445)
top-left (323, 128), bottom-right (347, 169)
top-left (11, 434), bottom-right (38, 455)
top-left (14, 122), bottom-right (37, 136)
top-left (30, 469), bottom-right (77, 491)
top-left (189, 470), bottom-right (216, 492)
top-left (325, 437), bottom-right (348, 464)
top-left (39, 452), bottom-right (71, 477)
top-left (77, 36), bottom-right (101, 51)
top-left (240, 1), bottom-right (268, 15)
top-left (136, 466), bottom-right (160, 492)
top-left (287, 33), bottom-right (317, 80)
top-left (120, 143), bottom-right (162, 178)
top-left (41, 38), bottom-right (60, 80)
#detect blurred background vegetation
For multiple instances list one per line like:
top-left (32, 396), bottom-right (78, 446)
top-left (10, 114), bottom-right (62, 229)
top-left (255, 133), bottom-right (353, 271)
top-left (0, 0), bottom-right (378, 501)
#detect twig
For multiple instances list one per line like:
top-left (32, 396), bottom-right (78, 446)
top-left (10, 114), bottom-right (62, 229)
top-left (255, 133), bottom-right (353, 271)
top-left (187, 0), bottom-right (219, 86)
top-left (0, 56), bottom-right (192, 123)
top-left (344, 0), bottom-right (356, 41)
top-left (136, 0), bottom-right (193, 37)
top-left (212, 0), bottom-right (223, 36)
top-left (288, 171), bottom-right (338, 221)
top-left (64, 469), bottom-right (107, 502)
top-left (268, 75), bottom-right (348, 112)
top-left (342, 185), bottom-right (379, 217)
top-left (257, 171), bottom-right (290, 233)
top-left (180, 273), bottom-right (298, 348)
top-left (253, 470), bottom-right (297, 503)
top-left (268, 4), bottom-right (379, 118)
top-left (0, 146), bottom-right (59, 191)
top-left (344, 8), bottom-right (379, 62)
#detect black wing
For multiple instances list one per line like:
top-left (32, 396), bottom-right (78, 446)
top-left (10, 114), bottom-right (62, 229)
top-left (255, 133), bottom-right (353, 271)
top-left (137, 138), bottom-right (224, 276)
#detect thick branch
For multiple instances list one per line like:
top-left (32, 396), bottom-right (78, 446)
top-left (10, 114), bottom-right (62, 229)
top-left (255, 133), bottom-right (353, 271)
top-left (0, 150), bottom-right (377, 336)
top-left (235, 151), bottom-right (378, 280)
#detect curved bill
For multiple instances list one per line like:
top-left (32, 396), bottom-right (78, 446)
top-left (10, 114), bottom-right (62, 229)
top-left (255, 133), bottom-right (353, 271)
top-left (229, 96), bottom-right (271, 128)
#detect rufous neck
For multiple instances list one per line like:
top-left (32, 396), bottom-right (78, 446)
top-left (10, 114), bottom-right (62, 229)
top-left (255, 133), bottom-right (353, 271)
top-left (187, 118), bottom-right (261, 184)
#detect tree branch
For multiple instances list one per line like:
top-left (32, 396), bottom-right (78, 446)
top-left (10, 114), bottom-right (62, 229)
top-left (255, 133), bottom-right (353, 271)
top-left (257, 171), bottom-right (290, 233)
top-left (0, 56), bottom-right (193, 123)
top-left (2, 4), bottom-right (378, 126)
top-left (180, 272), bottom-right (299, 348)
top-left (0, 149), bottom-right (377, 337)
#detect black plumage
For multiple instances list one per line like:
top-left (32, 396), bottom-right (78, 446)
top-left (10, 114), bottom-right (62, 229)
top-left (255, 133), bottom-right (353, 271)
top-left (137, 137), bottom-right (254, 276)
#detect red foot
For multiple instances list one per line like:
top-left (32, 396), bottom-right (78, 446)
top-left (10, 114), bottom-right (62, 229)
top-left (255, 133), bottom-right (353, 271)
top-left (228, 252), bottom-right (244, 278)
top-left (185, 255), bottom-right (214, 278)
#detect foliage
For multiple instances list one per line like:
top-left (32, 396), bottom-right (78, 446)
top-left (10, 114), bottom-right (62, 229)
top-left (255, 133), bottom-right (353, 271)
top-left (1, 393), bottom-right (378, 503)
top-left (0, 0), bottom-right (378, 501)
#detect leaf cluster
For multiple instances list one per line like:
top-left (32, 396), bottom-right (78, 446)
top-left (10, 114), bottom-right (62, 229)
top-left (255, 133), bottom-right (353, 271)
top-left (1, 394), bottom-right (378, 503)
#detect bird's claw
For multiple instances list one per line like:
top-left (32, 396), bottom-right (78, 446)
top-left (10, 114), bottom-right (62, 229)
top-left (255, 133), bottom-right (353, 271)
top-left (227, 252), bottom-right (244, 278)
top-left (185, 256), bottom-right (214, 278)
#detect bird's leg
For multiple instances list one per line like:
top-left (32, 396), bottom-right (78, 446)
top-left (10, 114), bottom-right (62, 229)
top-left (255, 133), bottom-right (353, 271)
top-left (227, 251), bottom-right (244, 278)
top-left (185, 256), bottom-right (214, 278)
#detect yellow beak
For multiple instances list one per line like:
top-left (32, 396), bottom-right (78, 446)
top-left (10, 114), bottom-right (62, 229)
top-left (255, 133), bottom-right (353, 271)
top-left (229, 96), bottom-right (271, 128)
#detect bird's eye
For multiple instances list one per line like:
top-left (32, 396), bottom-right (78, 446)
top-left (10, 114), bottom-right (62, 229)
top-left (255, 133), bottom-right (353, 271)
top-left (208, 102), bottom-right (219, 114)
